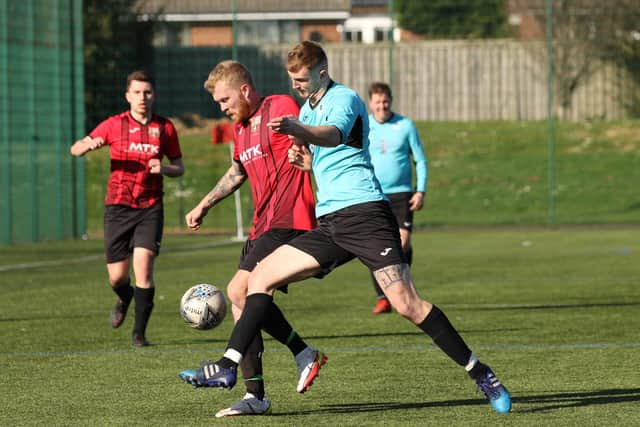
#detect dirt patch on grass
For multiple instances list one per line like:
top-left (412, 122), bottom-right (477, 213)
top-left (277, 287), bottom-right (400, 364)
top-left (566, 123), bottom-right (639, 154)
top-left (604, 124), bottom-right (640, 141)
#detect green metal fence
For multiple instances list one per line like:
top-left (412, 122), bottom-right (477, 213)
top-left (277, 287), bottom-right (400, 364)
top-left (0, 0), bottom-right (85, 245)
top-left (153, 46), bottom-right (292, 118)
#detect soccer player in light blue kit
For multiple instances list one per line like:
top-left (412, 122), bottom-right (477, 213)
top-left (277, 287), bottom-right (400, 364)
top-left (178, 41), bottom-right (511, 415)
top-left (367, 81), bottom-right (428, 314)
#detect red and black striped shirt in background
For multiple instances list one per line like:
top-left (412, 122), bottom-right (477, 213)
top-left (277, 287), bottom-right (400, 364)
top-left (89, 111), bottom-right (182, 208)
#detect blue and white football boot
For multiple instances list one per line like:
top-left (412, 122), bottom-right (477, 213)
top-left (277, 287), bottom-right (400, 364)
top-left (475, 367), bottom-right (512, 414)
top-left (179, 361), bottom-right (237, 389)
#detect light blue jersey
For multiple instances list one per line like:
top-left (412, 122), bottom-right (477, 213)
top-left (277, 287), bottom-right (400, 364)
top-left (299, 81), bottom-right (385, 217)
top-left (368, 113), bottom-right (428, 194)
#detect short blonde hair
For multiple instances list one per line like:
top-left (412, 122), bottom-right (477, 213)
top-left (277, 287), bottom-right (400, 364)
top-left (286, 40), bottom-right (327, 73)
top-left (203, 60), bottom-right (255, 93)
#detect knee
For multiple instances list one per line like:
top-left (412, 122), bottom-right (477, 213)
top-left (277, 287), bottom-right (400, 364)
top-left (393, 299), bottom-right (429, 324)
top-left (226, 281), bottom-right (247, 308)
top-left (246, 270), bottom-right (274, 294)
top-left (108, 274), bottom-right (129, 288)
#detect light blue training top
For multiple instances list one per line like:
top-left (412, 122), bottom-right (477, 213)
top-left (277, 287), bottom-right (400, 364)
top-left (368, 113), bottom-right (428, 194)
top-left (299, 81), bottom-right (385, 217)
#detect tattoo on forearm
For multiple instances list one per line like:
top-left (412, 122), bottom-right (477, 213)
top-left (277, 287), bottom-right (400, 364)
top-left (206, 183), bottom-right (226, 206)
top-left (374, 264), bottom-right (410, 290)
top-left (206, 170), bottom-right (244, 207)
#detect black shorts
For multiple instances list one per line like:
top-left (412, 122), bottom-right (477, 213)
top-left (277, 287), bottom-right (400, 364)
top-left (387, 192), bottom-right (414, 231)
top-left (238, 228), bottom-right (307, 271)
top-left (287, 201), bottom-right (406, 277)
top-left (103, 203), bottom-right (164, 263)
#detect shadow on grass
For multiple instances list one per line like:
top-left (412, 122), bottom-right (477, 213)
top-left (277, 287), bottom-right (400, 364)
top-left (273, 397), bottom-right (486, 416)
top-left (625, 202), bottom-right (640, 212)
top-left (516, 388), bottom-right (640, 413)
top-left (297, 328), bottom-right (522, 341)
top-left (455, 301), bottom-right (640, 311)
top-left (272, 388), bottom-right (640, 416)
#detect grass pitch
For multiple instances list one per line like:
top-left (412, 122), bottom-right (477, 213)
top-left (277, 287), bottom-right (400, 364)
top-left (1, 227), bottom-right (638, 425)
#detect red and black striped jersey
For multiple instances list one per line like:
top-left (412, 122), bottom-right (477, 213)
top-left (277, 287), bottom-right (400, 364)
top-left (233, 95), bottom-right (316, 239)
top-left (89, 111), bottom-right (182, 208)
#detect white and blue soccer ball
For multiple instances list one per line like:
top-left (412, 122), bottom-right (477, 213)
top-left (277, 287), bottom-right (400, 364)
top-left (180, 283), bottom-right (227, 330)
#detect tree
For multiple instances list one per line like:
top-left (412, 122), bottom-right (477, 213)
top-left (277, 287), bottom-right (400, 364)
top-left (594, 1), bottom-right (640, 116)
top-left (520, 0), bottom-right (640, 119)
top-left (394, 0), bottom-right (508, 39)
top-left (83, 0), bottom-right (155, 129)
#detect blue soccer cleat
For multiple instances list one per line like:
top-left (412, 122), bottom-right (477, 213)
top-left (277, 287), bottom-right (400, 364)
top-left (178, 361), bottom-right (237, 389)
top-left (475, 367), bottom-right (511, 414)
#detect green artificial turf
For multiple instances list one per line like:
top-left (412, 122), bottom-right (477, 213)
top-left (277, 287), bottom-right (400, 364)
top-left (1, 228), bottom-right (638, 425)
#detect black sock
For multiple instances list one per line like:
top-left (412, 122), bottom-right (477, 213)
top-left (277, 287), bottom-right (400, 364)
top-left (241, 333), bottom-right (265, 400)
top-left (133, 287), bottom-right (154, 336)
top-left (418, 305), bottom-right (472, 367)
top-left (262, 302), bottom-right (307, 356)
top-left (468, 361), bottom-right (489, 380)
top-left (225, 293), bottom-right (273, 364)
top-left (370, 271), bottom-right (385, 298)
top-left (112, 279), bottom-right (134, 305)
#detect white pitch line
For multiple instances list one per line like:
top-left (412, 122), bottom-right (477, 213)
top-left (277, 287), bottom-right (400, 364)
top-left (0, 255), bottom-right (103, 272)
top-left (0, 237), bottom-right (243, 272)
top-left (1, 342), bottom-right (639, 359)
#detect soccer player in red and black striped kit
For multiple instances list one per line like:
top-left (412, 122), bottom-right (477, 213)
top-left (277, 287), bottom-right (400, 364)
top-left (184, 61), bottom-right (319, 417)
top-left (70, 70), bottom-right (184, 347)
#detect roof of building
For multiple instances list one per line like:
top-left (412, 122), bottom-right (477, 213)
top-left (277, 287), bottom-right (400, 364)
top-left (135, 0), bottom-right (351, 14)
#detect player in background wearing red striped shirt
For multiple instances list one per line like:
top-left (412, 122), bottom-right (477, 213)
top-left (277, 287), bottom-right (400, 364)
top-left (184, 61), bottom-right (318, 417)
top-left (70, 70), bottom-right (184, 347)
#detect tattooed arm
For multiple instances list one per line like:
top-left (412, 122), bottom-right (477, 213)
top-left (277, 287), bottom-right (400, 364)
top-left (185, 160), bottom-right (247, 231)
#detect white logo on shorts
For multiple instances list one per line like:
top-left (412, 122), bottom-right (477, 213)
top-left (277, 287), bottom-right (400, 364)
top-left (403, 221), bottom-right (412, 228)
top-left (380, 248), bottom-right (392, 256)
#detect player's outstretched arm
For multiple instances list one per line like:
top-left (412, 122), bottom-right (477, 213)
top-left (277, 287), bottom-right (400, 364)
top-left (267, 115), bottom-right (341, 147)
top-left (148, 157), bottom-right (185, 177)
top-left (70, 136), bottom-right (105, 157)
top-left (185, 161), bottom-right (246, 231)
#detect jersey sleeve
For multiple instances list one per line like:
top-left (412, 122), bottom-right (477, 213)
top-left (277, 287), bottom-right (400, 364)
top-left (163, 120), bottom-right (182, 160)
top-left (324, 94), bottom-right (360, 144)
top-left (408, 121), bottom-right (428, 193)
top-left (88, 117), bottom-right (115, 144)
top-left (270, 95), bottom-right (300, 118)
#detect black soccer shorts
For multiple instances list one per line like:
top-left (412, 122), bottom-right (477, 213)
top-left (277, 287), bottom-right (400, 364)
top-left (387, 192), bottom-right (414, 231)
top-left (287, 200), bottom-right (406, 277)
top-left (103, 203), bottom-right (164, 263)
top-left (238, 228), bottom-right (307, 271)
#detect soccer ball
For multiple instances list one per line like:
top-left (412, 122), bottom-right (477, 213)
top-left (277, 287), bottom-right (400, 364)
top-left (180, 284), bottom-right (227, 330)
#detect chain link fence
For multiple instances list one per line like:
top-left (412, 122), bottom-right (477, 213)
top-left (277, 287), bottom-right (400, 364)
top-left (0, 0), bottom-right (85, 245)
top-left (2, 1), bottom-right (639, 244)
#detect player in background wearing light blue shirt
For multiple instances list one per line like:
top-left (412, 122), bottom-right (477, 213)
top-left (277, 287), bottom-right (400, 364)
top-left (177, 41), bottom-right (511, 415)
top-left (367, 82), bottom-right (428, 314)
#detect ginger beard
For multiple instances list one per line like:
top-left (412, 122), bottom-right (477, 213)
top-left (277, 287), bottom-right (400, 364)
top-left (214, 81), bottom-right (252, 124)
